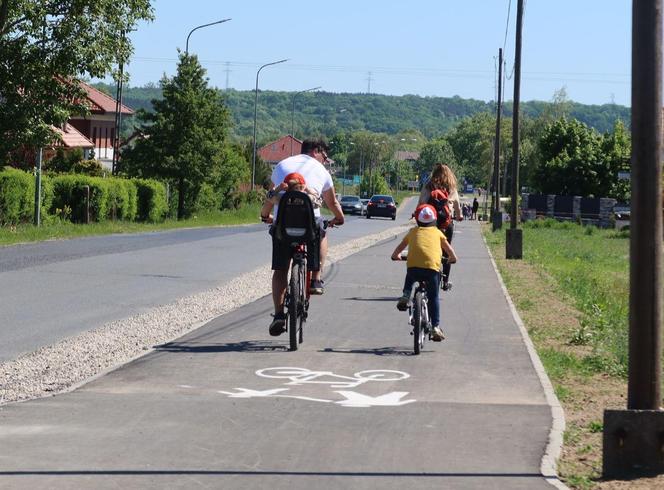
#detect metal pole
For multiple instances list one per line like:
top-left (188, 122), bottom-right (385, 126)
top-left (510, 0), bottom-right (523, 230)
top-left (84, 185), bottom-right (90, 224)
top-left (185, 19), bottom-right (231, 55)
top-left (506, 0), bottom-right (524, 259)
top-left (291, 86), bottom-right (320, 156)
top-left (33, 148), bottom-right (42, 226)
top-left (493, 48), bottom-right (503, 231)
top-left (252, 59), bottom-right (289, 188)
top-left (628, 0), bottom-right (662, 410)
top-left (113, 35), bottom-right (125, 176)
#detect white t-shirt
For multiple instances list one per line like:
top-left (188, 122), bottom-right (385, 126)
top-left (271, 154), bottom-right (334, 217)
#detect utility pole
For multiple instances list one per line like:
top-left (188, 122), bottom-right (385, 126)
top-left (33, 148), bottom-right (42, 226)
top-left (112, 47), bottom-right (124, 175)
top-left (506, 0), bottom-right (523, 259)
top-left (366, 71), bottom-right (373, 94)
top-left (603, 0), bottom-right (664, 478)
top-left (492, 47), bottom-right (503, 232)
top-left (225, 61), bottom-right (231, 91)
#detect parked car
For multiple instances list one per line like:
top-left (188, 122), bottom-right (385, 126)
top-left (366, 194), bottom-right (397, 220)
top-left (340, 195), bottom-right (363, 215)
top-left (614, 204), bottom-right (630, 230)
top-left (360, 198), bottom-right (369, 216)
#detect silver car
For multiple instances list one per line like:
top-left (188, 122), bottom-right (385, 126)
top-left (340, 195), bottom-right (363, 215)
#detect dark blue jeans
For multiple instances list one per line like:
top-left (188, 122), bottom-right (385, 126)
top-left (402, 267), bottom-right (440, 326)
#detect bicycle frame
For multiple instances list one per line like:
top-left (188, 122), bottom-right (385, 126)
top-left (285, 243), bottom-right (310, 351)
top-left (408, 281), bottom-right (431, 354)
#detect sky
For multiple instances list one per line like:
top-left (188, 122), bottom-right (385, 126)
top-left (118, 0), bottom-right (633, 106)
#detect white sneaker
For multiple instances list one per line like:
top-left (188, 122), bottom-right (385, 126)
top-left (431, 326), bottom-right (445, 341)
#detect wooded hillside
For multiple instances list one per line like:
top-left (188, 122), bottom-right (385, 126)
top-left (94, 82), bottom-right (630, 144)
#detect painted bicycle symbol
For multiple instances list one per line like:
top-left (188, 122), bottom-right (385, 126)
top-left (215, 366), bottom-right (415, 408)
top-left (255, 366), bottom-right (409, 389)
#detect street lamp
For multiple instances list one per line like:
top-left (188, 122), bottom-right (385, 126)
top-left (252, 58), bottom-right (289, 188)
top-left (185, 18), bottom-right (231, 55)
top-left (291, 86), bottom-right (321, 155)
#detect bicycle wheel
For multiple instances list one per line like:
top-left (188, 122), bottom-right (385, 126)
top-left (297, 261), bottom-right (306, 344)
top-left (413, 291), bottom-right (424, 354)
top-left (288, 263), bottom-right (300, 351)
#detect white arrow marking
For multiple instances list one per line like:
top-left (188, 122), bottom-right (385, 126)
top-left (218, 388), bottom-right (289, 398)
top-left (334, 391), bottom-right (417, 408)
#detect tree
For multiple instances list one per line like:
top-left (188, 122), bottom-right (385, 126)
top-left (601, 120), bottom-right (631, 201)
top-left (0, 0), bottom-right (153, 164)
top-left (415, 138), bottom-right (458, 183)
top-left (445, 112), bottom-right (495, 186)
top-left (359, 170), bottom-right (389, 197)
top-left (121, 53), bottom-right (233, 219)
top-left (532, 117), bottom-right (606, 196)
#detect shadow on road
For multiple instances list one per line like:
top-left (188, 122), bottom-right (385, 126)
top-left (155, 340), bottom-right (288, 353)
top-left (342, 296), bottom-right (399, 302)
top-left (320, 346), bottom-right (414, 356)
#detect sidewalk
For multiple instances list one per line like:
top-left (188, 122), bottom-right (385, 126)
top-left (0, 220), bottom-right (562, 489)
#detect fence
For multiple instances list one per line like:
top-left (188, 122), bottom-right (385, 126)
top-left (521, 193), bottom-right (616, 228)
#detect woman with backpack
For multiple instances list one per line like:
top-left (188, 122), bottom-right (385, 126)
top-left (418, 163), bottom-right (463, 291)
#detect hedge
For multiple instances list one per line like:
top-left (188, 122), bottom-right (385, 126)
top-left (0, 171), bottom-right (169, 225)
top-left (0, 168), bottom-right (52, 225)
top-left (135, 179), bottom-right (168, 222)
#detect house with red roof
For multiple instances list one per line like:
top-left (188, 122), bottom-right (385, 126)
top-left (257, 135), bottom-right (337, 175)
top-left (67, 81), bottom-right (134, 169)
top-left (43, 123), bottom-right (95, 161)
top-left (258, 135), bottom-right (302, 166)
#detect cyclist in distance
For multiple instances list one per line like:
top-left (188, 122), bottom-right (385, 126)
top-left (391, 204), bottom-right (458, 341)
top-left (261, 138), bottom-right (344, 336)
top-left (418, 163), bottom-right (463, 291)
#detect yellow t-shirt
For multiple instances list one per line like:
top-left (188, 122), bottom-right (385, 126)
top-left (405, 225), bottom-right (446, 271)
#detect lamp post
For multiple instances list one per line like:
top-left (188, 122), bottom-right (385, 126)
top-left (251, 58), bottom-right (289, 189)
top-left (291, 86), bottom-right (320, 155)
top-left (185, 18), bottom-right (231, 55)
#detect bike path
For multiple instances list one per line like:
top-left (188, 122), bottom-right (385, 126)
top-left (0, 220), bottom-right (556, 489)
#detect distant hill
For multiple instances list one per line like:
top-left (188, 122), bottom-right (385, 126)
top-left (93, 83), bottom-right (630, 143)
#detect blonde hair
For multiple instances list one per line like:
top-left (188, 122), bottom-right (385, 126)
top-left (428, 163), bottom-right (457, 193)
top-left (286, 179), bottom-right (305, 192)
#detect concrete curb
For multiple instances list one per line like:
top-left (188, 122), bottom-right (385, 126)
top-left (482, 233), bottom-right (569, 490)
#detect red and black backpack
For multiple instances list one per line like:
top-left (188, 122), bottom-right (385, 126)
top-left (428, 188), bottom-right (452, 230)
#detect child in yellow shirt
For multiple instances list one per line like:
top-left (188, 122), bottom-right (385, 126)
top-left (391, 204), bottom-right (458, 341)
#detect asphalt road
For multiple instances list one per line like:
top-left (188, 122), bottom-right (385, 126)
top-left (0, 220), bottom-right (555, 489)
top-left (0, 209), bottom-right (410, 362)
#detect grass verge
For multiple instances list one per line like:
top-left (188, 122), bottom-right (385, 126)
top-left (0, 203), bottom-right (262, 247)
top-left (482, 219), bottom-right (664, 489)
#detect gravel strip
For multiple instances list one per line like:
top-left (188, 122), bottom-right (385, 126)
top-left (0, 224), bottom-right (409, 405)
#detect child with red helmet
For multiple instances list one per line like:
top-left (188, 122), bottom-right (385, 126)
top-left (391, 204), bottom-right (458, 341)
top-left (260, 172), bottom-right (322, 223)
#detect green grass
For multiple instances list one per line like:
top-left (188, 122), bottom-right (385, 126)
top-left (0, 203), bottom-right (262, 247)
top-left (485, 219), bottom-right (629, 377)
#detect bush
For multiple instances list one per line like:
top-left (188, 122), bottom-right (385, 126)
top-left (195, 182), bottom-right (222, 212)
top-left (0, 168), bottom-right (34, 225)
top-left (70, 159), bottom-right (108, 177)
top-left (106, 178), bottom-right (138, 221)
top-left (50, 175), bottom-right (110, 222)
top-left (135, 179), bottom-right (168, 222)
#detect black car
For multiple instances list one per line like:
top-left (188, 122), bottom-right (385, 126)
top-left (340, 195), bottom-right (364, 215)
top-left (366, 195), bottom-right (397, 220)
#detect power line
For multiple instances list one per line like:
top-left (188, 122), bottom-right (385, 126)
top-left (130, 57), bottom-right (629, 80)
top-left (502, 0), bottom-right (512, 53)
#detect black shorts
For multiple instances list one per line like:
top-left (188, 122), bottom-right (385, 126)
top-left (270, 218), bottom-right (324, 271)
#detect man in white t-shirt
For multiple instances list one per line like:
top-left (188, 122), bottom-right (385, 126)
top-left (261, 139), bottom-right (344, 336)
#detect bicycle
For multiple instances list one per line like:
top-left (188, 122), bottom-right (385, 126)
top-left (393, 255), bottom-right (449, 354)
top-left (284, 220), bottom-right (333, 351)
